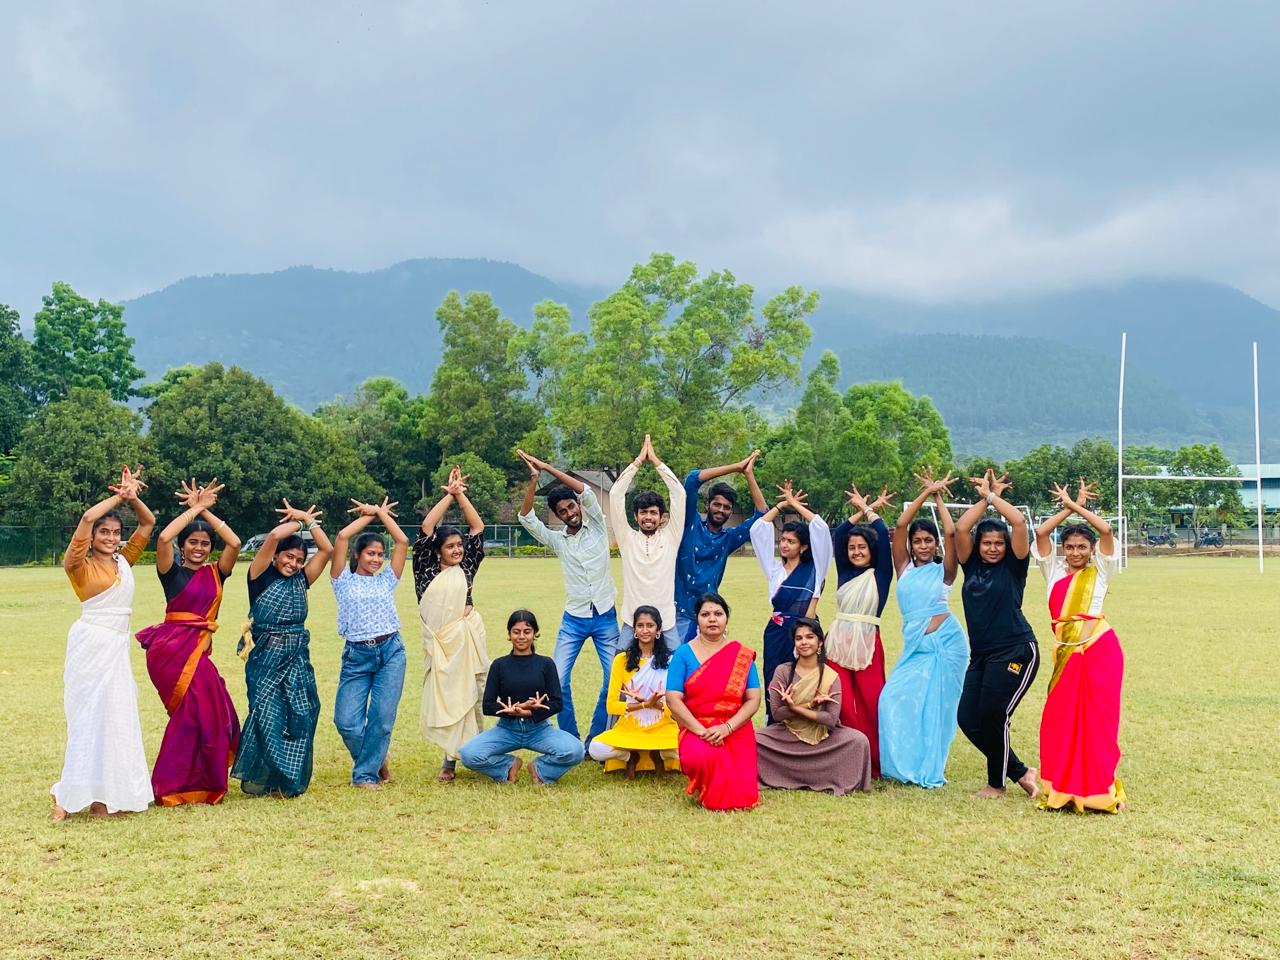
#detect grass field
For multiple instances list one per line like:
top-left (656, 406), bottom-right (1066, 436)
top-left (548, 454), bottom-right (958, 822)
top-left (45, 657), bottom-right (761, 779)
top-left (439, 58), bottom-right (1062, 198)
top-left (2, 556), bottom-right (1278, 959)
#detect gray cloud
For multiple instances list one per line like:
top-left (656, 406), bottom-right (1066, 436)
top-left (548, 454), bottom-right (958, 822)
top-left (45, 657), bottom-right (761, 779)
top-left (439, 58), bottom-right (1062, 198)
top-left (2, 0), bottom-right (1277, 319)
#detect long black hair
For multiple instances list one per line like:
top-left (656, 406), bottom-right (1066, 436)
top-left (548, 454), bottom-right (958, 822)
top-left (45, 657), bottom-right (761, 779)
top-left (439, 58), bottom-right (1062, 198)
top-left (625, 605), bottom-right (671, 672)
top-left (782, 519), bottom-right (813, 562)
top-left (349, 531), bottom-right (387, 572)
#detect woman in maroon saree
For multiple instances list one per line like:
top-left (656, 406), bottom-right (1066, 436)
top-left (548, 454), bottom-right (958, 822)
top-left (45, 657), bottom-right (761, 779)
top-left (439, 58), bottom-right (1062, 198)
top-left (136, 480), bottom-right (242, 805)
top-left (666, 593), bottom-right (762, 811)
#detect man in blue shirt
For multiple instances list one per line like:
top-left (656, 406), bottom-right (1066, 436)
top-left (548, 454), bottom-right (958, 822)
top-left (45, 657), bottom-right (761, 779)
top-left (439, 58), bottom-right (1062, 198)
top-left (673, 450), bottom-right (768, 642)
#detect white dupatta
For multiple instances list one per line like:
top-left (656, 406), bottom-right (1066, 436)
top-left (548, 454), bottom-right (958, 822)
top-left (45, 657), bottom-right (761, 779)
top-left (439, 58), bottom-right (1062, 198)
top-left (826, 572), bottom-right (880, 671)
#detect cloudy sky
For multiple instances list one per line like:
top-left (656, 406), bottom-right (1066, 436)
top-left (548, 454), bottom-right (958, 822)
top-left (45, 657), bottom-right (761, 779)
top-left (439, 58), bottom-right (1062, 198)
top-left (3, 0), bottom-right (1278, 319)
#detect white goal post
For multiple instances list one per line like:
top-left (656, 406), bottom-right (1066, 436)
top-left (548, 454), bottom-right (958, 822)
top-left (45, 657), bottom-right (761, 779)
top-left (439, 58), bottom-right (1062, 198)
top-left (1117, 334), bottom-right (1265, 573)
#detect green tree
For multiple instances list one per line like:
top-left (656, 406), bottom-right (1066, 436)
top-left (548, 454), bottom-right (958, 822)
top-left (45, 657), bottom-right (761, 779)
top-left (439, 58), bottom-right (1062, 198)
top-left (0, 304), bottom-right (33, 452)
top-left (30, 282), bottom-right (144, 404)
top-left (425, 292), bottom-right (541, 481)
top-left (145, 363), bottom-right (380, 535)
top-left (425, 452), bottom-right (507, 522)
top-left (315, 377), bottom-right (436, 508)
top-left (517, 254), bottom-right (816, 473)
top-left (756, 353), bottom-right (953, 520)
top-left (1169, 443), bottom-right (1243, 526)
top-left (3, 388), bottom-right (150, 528)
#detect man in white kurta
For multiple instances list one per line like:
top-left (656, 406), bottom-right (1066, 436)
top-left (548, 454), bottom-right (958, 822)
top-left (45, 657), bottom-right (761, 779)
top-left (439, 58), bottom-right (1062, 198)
top-left (608, 435), bottom-right (685, 651)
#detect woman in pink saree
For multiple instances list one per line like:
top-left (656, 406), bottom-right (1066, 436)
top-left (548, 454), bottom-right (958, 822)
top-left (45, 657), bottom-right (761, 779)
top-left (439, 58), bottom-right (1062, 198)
top-left (665, 592), bottom-right (762, 811)
top-left (136, 480), bottom-right (242, 806)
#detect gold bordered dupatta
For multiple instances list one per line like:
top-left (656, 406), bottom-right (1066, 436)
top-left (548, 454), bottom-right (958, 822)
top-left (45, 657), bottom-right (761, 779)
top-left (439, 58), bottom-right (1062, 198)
top-left (781, 665), bottom-right (839, 745)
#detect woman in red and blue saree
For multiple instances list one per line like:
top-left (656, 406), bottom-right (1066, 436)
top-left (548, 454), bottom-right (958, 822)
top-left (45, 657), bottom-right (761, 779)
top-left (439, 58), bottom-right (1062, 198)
top-left (749, 480), bottom-right (832, 723)
top-left (137, 478), bottom-right (242, 806)
top-left (665, 593), bottom-right (762, 811)
top-left (1032, 480), bottom-right (1126, 813)
top-left (231, 501), bottom-right (333, 798)
top-left (880, 471), bottom-right (969, 788)
top-left (826, 483), bottom-right (896, 777)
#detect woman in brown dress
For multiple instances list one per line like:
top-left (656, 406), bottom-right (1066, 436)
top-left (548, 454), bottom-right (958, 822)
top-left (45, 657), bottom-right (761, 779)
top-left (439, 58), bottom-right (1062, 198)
top-left (755, 618), bottom-right (872, 796)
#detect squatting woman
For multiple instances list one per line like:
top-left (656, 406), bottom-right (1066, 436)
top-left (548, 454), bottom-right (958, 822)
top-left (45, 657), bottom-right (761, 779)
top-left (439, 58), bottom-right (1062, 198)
top-left (414, 467), bottom-right (490, 782)
top-left (330, 497), bottom-right (409, 790)
top-left (232, 500), bottom-right (333, 797)
top-left (665, 593), bottom-right (762, 811)
top-left (879, 470), bottom-right (969, 788)
top-left (1032, 480), bottom-right (1126, 813)
top-left (52, 466), bottom-right (156, 821)
top-left (137, 478), bottom-right (242, 806)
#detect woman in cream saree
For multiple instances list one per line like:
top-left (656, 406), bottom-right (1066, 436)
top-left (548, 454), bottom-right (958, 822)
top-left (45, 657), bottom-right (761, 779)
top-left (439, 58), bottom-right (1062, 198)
top-left (413, 467), bottom-right (490, 781)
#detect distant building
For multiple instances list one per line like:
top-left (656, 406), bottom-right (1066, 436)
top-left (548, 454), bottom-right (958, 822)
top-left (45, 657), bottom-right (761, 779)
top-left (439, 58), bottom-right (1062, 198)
top-left (1236, 463), bottom-right (1280, 514)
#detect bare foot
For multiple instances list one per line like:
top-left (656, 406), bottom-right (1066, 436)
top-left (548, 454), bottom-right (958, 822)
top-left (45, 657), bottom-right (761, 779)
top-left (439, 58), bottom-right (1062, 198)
top-left (353, 781), bottom-right (381, 791)
top-left (88, 802), bottom-right (109, 817)
top-left (625, 753), bottom-right (640, 781)
top-left (378, 757), bottom-right (392, 783)
top-left (50, 804), bottom-right (68, 823)
top-left (529, 760), bottom-right (545, 786)
top-left (1017, 768), bottom-right (1041, 799)
top-left (506, 757), bottom-right (523, 784)
top-left (436, 766), bottom-right (456, 783)
top-left (974, 785), bottom-right (1006, 799)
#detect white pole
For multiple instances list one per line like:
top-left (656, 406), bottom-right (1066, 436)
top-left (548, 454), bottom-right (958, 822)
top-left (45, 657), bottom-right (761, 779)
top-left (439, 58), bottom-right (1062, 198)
top-left (1117, 332), bottom-right (1127, 567)
top-left (1254, 342), bottom-right (1264, 573)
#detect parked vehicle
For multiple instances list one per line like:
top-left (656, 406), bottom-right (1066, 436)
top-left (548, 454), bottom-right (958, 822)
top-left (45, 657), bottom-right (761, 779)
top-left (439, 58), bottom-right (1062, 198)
top-left (239, 531), bottom-right (319, 558)
top-left (1145, 530), bottom-right (1177, 547)
top-left (1196, 530), bottom-right (1224, 548)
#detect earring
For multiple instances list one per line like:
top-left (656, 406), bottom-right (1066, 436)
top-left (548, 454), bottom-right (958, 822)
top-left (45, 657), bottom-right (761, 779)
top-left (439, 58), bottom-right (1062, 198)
top-left (792, 647), bottom-right (800, 659)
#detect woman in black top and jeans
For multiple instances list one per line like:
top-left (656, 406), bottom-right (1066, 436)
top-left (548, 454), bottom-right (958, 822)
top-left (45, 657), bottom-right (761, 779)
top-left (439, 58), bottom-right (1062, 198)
top-left (458, 611), bottom-right (585, 785)
top-left (954, 469), bottom-right (1041, 800)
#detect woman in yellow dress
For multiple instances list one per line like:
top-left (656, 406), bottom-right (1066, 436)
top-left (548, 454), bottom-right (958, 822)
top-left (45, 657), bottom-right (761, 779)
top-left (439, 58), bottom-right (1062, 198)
top-left (413, 467), bottom-right (490, 782)
top-left (587, 606), bottom-right (680, 777)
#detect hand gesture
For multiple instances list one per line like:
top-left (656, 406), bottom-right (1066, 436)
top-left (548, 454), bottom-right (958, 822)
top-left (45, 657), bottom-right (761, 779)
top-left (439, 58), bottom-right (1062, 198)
top-left (769, 679), bottom-right (796, 706)
top-left (1075, 478), bottom-right (1098, 506)
top-left (620, 681), bottom-right (645, 704)
top-left (176, 477), bottom-right (202, 509)
top-left (915, 468), bottom-right (955, 499)
top-left (1049, 482), bottom-right (1074, 510)
top-left (516, 449), bottom-right (542, 481)
top-left (702, 723), bottom-right (730, 747)
top-left (109, 464), bottom-right (147, 502)
top-left (811, 688), bottom-right (837, 707)
top-left (990, 470), bottom-right (1014, 498)
top-left (192, 479), bottom-right (223, 511)
top-left (740, 449), bottom-right (762, 474)
top-left (969, 470), bottom-right (993, 498)
top-left (639, 434), bottom-right (656, 464)
top-left (495, 696), bottom-right (523, 717)
top-left (775, 480), bottom-right (807, 510)
top-left (869, 486), bottom-right (896, 513)
top-left (845, 483), bottom-right (870, 514)
top-left (443, 466), bottom-right (469, 497)
top-left (276, 498), bottom-right (322, 526)
top-left (526, 692), bottom-right (550, 714)
top-left (348, 498), bottom-right (380, 517)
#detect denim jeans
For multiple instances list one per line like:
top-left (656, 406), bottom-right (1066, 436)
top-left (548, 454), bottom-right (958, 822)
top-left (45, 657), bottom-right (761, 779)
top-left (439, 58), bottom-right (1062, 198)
top-left (675, 616), bottom-right (697, 645)
top-left (619, 621), bottom-right (681, 653)
top-left (458, 717), bottom-right (585, 784)
top-left (333, 634), bottom-right (407, 784)
top-left (552, 607), bottom-right (620, 741)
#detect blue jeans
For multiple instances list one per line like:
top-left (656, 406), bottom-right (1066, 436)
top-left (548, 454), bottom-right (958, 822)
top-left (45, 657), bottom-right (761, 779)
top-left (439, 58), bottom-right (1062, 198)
top-left (458, 718), bottom-right (585, 784)
top-left (619, 621), bottom-right (681, 653)
top-left (333, 634), bottom-right (407, 785)
top-left (675, 616), bottom-right (697, 645)
top-left (553, 607), bottom-right (620, 741)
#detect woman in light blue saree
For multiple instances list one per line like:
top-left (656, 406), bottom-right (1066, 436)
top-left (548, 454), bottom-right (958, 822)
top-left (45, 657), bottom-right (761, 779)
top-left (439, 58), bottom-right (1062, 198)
top-left (879, 471), bottom-right (969, 788)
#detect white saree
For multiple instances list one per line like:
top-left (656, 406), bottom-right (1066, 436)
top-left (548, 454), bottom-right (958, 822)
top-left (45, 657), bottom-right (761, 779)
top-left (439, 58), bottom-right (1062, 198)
top-left (419, 564), bottom-right (490, 760)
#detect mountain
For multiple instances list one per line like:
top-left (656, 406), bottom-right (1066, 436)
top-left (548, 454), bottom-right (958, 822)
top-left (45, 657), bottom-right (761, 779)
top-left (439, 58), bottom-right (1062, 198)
top-left (121, 259), bottom-right (1278, 459)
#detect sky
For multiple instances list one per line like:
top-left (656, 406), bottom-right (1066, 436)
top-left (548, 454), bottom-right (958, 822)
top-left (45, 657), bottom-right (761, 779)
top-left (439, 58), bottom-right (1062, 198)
top-left (2, 0), bottom-right (1278, 321)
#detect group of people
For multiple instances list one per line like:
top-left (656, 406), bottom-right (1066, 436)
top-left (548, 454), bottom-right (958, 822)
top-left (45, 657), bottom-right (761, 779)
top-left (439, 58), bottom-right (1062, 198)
top-left (49, 441), bottom-right (1127, 821)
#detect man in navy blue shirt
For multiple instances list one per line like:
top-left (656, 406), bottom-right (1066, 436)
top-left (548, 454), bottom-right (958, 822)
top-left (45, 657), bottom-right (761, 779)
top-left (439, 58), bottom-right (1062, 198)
top-left (673, 450), bottom-right (768, 642)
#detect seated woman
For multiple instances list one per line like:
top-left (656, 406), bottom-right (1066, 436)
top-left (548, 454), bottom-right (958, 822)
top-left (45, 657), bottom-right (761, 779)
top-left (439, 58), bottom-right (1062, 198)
top-left (587, 605), bottom-right (680, 777)
top-left (756, 618), bottom-right (872, 795)
top-left (665, 593), bottom-right (761, 811)
top-left (1032, 480), bottom-right (1126, 813)
top-left (231, 500), bottom-right (333, 798)
top-left (458, 611), bottom-right (585, 785)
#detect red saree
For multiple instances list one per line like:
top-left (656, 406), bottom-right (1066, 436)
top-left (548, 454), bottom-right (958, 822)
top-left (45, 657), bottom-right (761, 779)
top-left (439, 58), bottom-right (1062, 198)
top-left (679, 641), bottom-right (759, 811)
top-left (1038, 565), bottom-right (1125, 813)
top-left (136, 565), bottom-right (241, 805)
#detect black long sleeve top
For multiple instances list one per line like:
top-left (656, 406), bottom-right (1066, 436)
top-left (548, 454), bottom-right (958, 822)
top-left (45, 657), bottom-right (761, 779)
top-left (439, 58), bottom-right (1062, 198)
top-left (481, 653), bottom-right (563, 723)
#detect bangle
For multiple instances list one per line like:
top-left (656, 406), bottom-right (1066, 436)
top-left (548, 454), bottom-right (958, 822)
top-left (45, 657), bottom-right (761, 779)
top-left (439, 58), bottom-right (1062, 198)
top-left (215, 520), bottom-right (226, 532)
top-left (986, 492), bottom-right (996, 505)
top-left (296, 520), bottom-right (305, 533)
top-left (304, 520), bottom-right (318, 532)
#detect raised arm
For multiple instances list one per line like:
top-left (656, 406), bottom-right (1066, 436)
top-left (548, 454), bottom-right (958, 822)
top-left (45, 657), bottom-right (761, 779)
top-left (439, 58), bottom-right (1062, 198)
top-left (656, 457), bottom-right (686, 535)
top-left (986, 472), bottom-right (1029, 559)
top-left (1034, 486), bottom-right (1074, 560)
top-left (331, 501), bottom-right (377, 579)
top-left (519, 449), bottom-right (585, 495)
top-left (419, 490), bottom-right (454, 539)
top-left (65, 483), bottom-right (132, 572)
top-left (742, 451), bottom-right (767, 513)
top-left (608, 457), bottom-right (639, 539)
top-left (380, 500), bottom-right (410, 578)
top-left (249, 510), bottom-right (308, 580)
top-left (303, 513), bottom-right (333, 584)
top-left (157, 479), bottom-right (222, 574)
top-left (935, 493), bottom-right (959, 584)
top-left (1058, 479), bottom-right (1115, 557)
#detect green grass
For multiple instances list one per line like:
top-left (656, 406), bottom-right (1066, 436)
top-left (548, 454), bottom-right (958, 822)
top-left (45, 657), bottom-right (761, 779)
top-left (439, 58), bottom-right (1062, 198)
top-left (2, 556), bottom-right (1278, 959)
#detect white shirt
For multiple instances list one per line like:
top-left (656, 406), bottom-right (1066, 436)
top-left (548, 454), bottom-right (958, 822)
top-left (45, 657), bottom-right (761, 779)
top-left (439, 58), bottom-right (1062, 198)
top-left (1031, 539), bottom-right (1119, 616)
top-left (608, 461), bottom-right (685, 627)
top-left (519, 487), bottom-right (617, 618)
top-left (750, 514), bottom-right (832, 601)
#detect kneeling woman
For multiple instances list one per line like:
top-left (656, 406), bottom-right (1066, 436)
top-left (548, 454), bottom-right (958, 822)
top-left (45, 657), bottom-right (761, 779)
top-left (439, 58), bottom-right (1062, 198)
top-left (458, 611), bottom-right (585, 785)
top-left (138, 478), bottom-right (242, 806)
top-left (665, 593), bottom-right (761, 811)
top-left (232, 501), bottom-right (332, 798)
top-left (587, 605), bottom-right (680, 777)
top-left (756, 618), bottom-right (871, 795)
top-left (1032, 480), bottom-right (1126, 813)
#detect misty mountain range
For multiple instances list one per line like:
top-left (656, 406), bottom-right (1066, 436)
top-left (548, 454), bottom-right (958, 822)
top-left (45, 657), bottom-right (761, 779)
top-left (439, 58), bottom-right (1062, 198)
top-left (119, 258), bottom-right (1278, 460)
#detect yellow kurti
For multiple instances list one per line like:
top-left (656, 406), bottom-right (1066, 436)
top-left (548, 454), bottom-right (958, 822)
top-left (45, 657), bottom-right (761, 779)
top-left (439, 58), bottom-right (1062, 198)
top-left (594, 653), bottom-right (680, 772)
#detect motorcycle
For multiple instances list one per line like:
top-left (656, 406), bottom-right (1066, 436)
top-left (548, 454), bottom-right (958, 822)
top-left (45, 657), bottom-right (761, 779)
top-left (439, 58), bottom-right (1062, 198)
top-left (1145, 530), bottom-right (1177, 547)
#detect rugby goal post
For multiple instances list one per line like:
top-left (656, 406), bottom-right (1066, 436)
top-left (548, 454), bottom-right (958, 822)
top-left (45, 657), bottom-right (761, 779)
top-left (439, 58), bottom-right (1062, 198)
top-left (1117, 334), bottom-right (1265, 573)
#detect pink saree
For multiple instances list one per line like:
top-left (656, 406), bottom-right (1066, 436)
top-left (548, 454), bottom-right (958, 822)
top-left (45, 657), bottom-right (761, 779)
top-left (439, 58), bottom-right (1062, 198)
top-left (136, 565), bottom-right (241, 805)
top-left (679, 641), bottom-right (759, 811)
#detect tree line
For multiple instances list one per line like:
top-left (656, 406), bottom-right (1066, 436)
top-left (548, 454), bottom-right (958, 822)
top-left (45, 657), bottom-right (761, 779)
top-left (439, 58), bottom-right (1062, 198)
top-left (0, 254), bottom-right (1246, 540)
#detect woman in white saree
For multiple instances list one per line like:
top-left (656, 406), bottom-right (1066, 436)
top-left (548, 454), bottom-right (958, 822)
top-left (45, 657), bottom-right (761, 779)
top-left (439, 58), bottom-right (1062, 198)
top-left (412, 467), bottom-right (490, 782)
top-left (52, 466), bottom-right (156, 821)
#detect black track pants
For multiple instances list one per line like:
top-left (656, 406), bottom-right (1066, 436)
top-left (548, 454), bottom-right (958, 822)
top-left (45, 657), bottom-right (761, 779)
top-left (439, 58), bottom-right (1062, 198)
top-left (957, 641), bottom-right (1040, 789)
